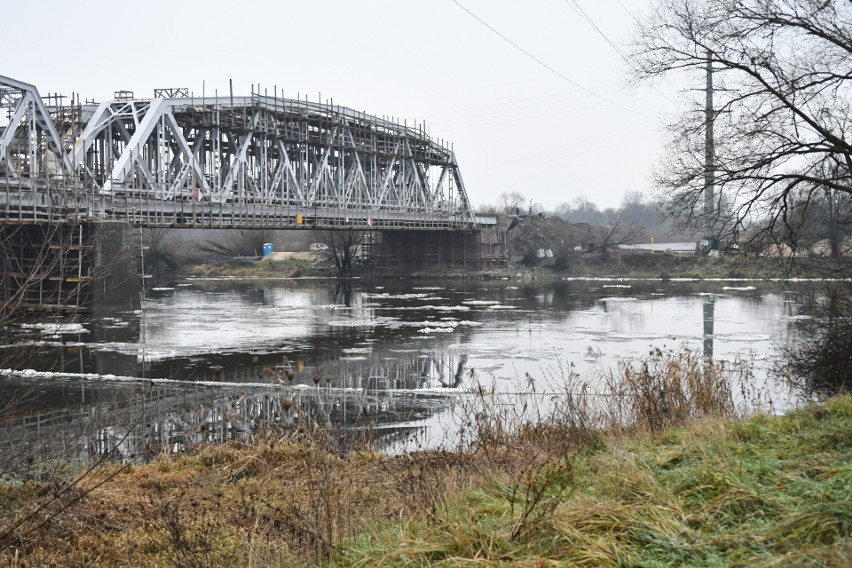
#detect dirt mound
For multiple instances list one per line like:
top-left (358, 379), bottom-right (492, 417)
top-left (506, 216), bottom-right (596, 263)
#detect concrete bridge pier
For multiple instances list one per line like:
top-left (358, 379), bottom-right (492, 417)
top-left (365, 225), bottom-right (505, 269)
top-left (89, 223), bottom-right (141, 315)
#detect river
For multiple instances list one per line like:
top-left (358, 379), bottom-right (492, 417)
top-left (0, 276), bottom-right (812, 466)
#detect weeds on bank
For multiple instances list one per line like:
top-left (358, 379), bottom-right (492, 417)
top-left (2, 348), bottom-right (848, 567)
top-left (335, 394), bottom-right (851, 567)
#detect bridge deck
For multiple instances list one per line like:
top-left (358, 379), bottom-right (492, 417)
top-left (1, 180), bottom-right (477, 231)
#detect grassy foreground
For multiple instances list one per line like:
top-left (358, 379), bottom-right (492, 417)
top-left (1, 393), bottom-right (849, 566)
top-left (336, 396), bottom-right (851, 567)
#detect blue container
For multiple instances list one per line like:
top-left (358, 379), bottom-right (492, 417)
top-left (262, 243), bottom-right (273, 257)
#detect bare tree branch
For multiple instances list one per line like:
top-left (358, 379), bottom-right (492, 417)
top-left (630, 0), bottom-right (852, 255)
top-left (322, 230), bottom-right (363, 276)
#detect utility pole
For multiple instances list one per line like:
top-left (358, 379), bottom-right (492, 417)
top-left (704, 51), bottom-right (716, 251)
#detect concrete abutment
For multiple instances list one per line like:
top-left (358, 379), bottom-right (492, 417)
top-left (365, 224), bottom-right (505, 269)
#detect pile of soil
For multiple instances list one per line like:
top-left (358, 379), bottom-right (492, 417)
top-left (506, 216), bottom-right (600, 264)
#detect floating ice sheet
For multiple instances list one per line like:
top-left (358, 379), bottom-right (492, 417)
top-left (19, 322), bottom-right (88, 335)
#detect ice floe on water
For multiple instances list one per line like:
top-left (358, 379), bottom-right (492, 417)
top-left (431, 305), bottom-right (470, 312)
top-left (715, 332), bottom-right (771, 342)
top-left (418, 327), bottom-right (455, 334)
top-left (722, 286), bottom-right (757, 291)
top-left (367, 292), bottom-right (440, 300)
top-left (98, 317), bottom-right (130, 328)
top-left (327, 318), bottom-right (386, 328)
top-left (19, 322), bottom-right (88, 335)
top-left (391, 320), bottom-right (459, 332)
top-left (598, 297), bottom-right (640, 303)
top-left (0, 368), bottom-right (376, 391)
top-left (12, 340), bottom-right (87, 349)
top-left (461, 300), bottom-right (501, 306)
top-left (341, 347), bottom-right (373, 354)
top-left (602, 285), bottom-right (632, 288)
top-left (373, 304), bottom-right (470, 312)
top-left (607, 331), bottom-right (697, 342)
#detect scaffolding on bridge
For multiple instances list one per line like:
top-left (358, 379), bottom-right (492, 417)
top-left (0, 75), bottom-right (478, 232)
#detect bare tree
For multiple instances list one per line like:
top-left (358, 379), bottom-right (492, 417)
top-left (620, 191), bottom-right (661, 227)
top-left (322, 230), bottom-right (363, 276)
top-left (784, 184), bottom-right (852, 258)
top-left (143, 228), bottom-right (179, 277)
top-left (558, 196), bottom-right (606, 225)
top-left (781, 282), bottom-right (852, 398)
top-left (498, 191), bottom-right (527, 215)
top-left (198, 229), bottom-right (272, 258)
top-left (630, 0), bottom-right (852, 254)
top-left (587, 211), bottom-right (645, 258)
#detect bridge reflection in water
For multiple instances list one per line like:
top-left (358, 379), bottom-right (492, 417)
top-left (0, 348), bottom-right (465, 471)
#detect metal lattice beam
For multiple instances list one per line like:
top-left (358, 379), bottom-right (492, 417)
top-left (0, 76), bottom-right (75, 178)
top-left (0, 76), bottom-right (477, 231)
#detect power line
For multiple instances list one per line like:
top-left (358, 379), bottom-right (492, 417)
top-left (562, 0), bottom-right (625, 57)
top-left (449, 0), bottom-right (653, 118)
top-left (426, 82), bottom-right (631, 123)
top-left (615, 0), bottom-right (639, 22)
top-left (439, 92), bottom-right (663, 132)
top-left (560, 0), bottom-right (679, 107)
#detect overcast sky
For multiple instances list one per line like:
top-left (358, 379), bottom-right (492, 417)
top-left (3, 0), bottom-right (689, 211)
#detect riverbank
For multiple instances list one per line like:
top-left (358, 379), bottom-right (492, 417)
top-left (181, 251), bottom-right (817, 281)
top-left (2, 391), bottom-right (848, 566)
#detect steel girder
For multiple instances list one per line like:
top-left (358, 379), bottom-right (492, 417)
top-left (1, 76), bottom-right (476, 229)
top-left (0, 76), bottom-right (75, 179)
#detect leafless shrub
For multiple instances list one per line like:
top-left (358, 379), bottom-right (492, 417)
top-left (780, 283), bottom-right (852, 399)
top-left (610, 346), bottom-right (737, 432)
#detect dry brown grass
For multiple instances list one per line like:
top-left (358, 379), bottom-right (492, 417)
top-left (0, 415), bottom-right (601, 566)
top-left (0, 346), bottom-right (776, 566)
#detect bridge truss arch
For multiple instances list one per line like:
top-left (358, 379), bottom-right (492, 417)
top-left (0, 75), bottom-right (477, 231)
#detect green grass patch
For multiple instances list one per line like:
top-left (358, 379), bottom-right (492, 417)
top-left (332, 397), bottom-right (852, 567)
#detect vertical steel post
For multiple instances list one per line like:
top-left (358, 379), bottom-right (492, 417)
top-left (704, 51), bottom-right (716, 251)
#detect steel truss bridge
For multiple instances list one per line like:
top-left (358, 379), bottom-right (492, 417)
top-left (0, 75), bottom-right (478, 231)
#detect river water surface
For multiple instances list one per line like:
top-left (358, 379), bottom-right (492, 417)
top-left (0, 276), bottom-right (810, 465)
